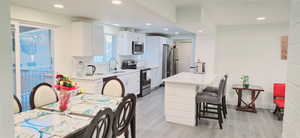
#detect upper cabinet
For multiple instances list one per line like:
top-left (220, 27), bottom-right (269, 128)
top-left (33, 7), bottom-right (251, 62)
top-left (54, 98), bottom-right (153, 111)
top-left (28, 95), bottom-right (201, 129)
top-left (117, 31), bottom-right (145, 55)
top-left (71, 22), bottom-right (104, 56)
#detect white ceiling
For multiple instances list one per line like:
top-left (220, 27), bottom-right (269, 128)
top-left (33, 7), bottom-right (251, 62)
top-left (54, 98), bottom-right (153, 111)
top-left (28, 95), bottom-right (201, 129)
top-left (10, 0), bottom-right (289, 34)
top-left (10, 0), bottom-right (189, 35)
top-left (172, 0), bottom-right (289, 26)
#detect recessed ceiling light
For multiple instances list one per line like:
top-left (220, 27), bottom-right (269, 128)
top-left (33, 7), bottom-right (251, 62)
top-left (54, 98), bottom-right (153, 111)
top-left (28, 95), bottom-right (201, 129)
top-left (112, 0), bottom-right (123, 5)
top-left (53, 4), bottom-right (64, 9)
top-left (112, 24), bottom-right (120, 26)
top-left (145, 23), bottom-right (152, 26)
top-left (198, 30), bottom-right (203, 33)
top-left (175, 32), bottom-right (179, 35)
top-left (164, 28), bottom-right (169, 31)
top-left (256, 17), bottom-right (266, 21)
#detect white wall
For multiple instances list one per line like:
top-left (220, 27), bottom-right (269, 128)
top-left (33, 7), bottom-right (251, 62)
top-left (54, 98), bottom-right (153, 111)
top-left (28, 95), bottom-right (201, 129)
top-left (10, 5), bottom-right (73, 75)
top-left (0, 0), bottom-right (15, 137)
top-left (283, 0), bottom-right (300, 137)
top-left (215, 24), bottom-right (288, 109)
top-left (195, 32), bottom-right (216, 76)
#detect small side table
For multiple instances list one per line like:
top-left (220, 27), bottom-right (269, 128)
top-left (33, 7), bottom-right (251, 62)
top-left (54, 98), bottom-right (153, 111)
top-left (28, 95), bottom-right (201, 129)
top-left (232, 84), bottom-right (264, 113)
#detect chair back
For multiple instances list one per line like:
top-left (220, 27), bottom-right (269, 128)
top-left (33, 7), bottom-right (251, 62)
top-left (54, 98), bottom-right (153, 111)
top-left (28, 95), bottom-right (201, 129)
top-left (102, 78), bottom-right (125, 97)
top-left (13, 95), bottom-right (22, 113)
top-left (30, 83), bottom-right (58, 109)
top-left (222, 74), bottom-right (228, 96)
top-left (217, 79), bottom-right (226, 100)
top-left (112, 94), bottom-right (136, 138)
top-left (273, 83), bottom-right (286, 98)
top-left (83, 108), bottom-right (114, 138)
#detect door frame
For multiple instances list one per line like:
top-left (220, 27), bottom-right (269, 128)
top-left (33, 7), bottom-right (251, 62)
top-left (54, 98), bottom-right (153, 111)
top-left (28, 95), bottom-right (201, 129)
top-left (10, 20), bottom-right (55, 101)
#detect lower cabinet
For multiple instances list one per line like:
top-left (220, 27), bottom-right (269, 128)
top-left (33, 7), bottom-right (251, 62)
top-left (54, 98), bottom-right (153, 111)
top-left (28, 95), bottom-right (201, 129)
top-left (150, 67), bottom-right (162, 89)
top-left (74, 79), bottom-right (103, 94)
top-left (118, 72), bottom-right (140, 96)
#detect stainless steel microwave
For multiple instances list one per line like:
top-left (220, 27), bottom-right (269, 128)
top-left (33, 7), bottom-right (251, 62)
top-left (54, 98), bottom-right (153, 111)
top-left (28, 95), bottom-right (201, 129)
top-left (132, 41), bottom-right (144, 55)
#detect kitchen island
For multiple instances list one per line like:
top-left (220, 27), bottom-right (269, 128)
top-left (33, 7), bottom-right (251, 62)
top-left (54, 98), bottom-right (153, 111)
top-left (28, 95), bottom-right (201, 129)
top-left (163, 72), bottom-right (216, 126)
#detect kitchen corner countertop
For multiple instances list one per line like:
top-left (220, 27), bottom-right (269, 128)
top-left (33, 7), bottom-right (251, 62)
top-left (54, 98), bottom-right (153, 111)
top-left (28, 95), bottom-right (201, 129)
top-left (72, 69), bottom-right (140, 80)
top-left (163, 72), bottom-right (216, 85)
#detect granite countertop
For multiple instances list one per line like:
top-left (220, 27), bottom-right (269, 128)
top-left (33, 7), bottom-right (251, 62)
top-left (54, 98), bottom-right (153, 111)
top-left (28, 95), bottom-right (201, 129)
top-left (163, 72), bottom-right (216, 85)
top-left (73, 69), bottom-right (140, 80)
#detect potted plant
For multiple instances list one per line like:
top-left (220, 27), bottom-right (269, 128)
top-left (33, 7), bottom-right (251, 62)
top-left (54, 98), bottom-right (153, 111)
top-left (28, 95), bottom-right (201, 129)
top-left (53, 74), bottom-right (78, 112)
top-left (240, 75), bottom-right (250, 88)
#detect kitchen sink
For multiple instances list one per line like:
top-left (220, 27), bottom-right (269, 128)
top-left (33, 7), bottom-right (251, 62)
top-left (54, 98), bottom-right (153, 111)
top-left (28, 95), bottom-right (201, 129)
top-left (112, 71), bottom-right (126, 74)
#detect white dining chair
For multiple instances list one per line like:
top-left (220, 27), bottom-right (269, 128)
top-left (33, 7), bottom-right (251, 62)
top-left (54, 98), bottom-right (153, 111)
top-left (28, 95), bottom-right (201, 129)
top-left (30, 83), bottom-right (58, 109)
top-left (102, 78), bottom-right (125, 97)
top-left (13, 95), bottom-right (22, 113)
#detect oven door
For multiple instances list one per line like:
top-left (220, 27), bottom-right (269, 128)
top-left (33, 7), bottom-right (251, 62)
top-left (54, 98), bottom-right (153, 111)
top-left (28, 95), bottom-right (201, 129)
top-left (132, 41), bottom-right (144, 55)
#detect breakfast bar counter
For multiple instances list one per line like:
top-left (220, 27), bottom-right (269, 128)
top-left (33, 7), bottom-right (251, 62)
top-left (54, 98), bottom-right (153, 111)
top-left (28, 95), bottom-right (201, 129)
top-left (163, 72), bottom-right (215, 126)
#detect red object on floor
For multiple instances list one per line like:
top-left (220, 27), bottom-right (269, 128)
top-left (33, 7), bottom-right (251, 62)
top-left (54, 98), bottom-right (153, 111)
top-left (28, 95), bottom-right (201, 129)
top-left (274, 99), bottom-right (285, 108)
top-left (273, 83), bottom-right (286, 120)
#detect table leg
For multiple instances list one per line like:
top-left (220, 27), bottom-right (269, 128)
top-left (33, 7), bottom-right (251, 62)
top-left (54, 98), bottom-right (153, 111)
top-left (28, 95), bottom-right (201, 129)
top-left (237, 89), bottom-right (242, 108)
top-left (130, 115), bottom-right (136, 138)
top-left (251, 90), bottom-right (256, 109)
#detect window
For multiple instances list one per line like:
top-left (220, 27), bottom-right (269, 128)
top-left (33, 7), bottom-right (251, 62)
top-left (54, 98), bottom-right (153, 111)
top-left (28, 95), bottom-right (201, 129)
top-left (94, 34), bottom-right (116, 62)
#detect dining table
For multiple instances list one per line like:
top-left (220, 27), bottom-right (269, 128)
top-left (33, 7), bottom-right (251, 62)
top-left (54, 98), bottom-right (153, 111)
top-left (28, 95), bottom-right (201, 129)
top-left (14, 93), bottom-right (124, 138)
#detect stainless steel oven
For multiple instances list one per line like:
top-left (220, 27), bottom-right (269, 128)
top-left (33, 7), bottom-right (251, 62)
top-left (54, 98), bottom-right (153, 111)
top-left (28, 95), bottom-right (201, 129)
top-left (138, 68), bottom-right (151, 97)
top-left (132, 41), bottom-right (144, 55)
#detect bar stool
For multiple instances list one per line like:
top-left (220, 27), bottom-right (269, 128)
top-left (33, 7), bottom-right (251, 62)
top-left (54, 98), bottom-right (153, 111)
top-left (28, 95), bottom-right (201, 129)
top-left (196, 79), bottom-right (225, 129)
top-left (203, 75), bottom-right (228, 118)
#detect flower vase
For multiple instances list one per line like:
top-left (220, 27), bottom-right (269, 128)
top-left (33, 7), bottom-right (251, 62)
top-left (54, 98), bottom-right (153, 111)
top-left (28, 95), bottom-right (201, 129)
top-left (58, 89), bottom-right (71, 112)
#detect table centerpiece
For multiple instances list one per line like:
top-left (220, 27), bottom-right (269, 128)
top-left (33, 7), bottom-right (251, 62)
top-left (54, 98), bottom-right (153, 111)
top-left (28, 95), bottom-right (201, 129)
top-left (53, 74), bottom-right (79, 112)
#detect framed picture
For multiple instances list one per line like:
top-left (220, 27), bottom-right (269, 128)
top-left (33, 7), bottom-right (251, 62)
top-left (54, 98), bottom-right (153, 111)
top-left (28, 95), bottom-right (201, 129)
top-left (281, 36), bottom-right (288, 60)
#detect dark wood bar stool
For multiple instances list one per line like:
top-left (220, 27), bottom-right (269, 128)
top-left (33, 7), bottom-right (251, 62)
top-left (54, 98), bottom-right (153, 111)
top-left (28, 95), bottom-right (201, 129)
top-left (112, 94), bottom-right (136, 138)
top-left (196, 79), bottom-right (225, 129)
top-left (203, 75), bottom-right (228, 119)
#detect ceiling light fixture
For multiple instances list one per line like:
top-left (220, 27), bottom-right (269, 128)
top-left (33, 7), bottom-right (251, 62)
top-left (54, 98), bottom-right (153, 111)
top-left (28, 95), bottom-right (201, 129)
top-left (175, 32), bottom-right (179, 35)
top-left (145, 23), bottom-right (152, 26)
top-left (198, 30), bottom-right (203, 33)
top-left (256, 17), bottom-right (266, 21)
top-left (164, 28), bottom-right (169, 31)
top-left (113, 24), bottom-right (120, 26)
top-left (112, 0), bottom-right (123, 5)
top-left (53, 4), bottom-right (64, 9)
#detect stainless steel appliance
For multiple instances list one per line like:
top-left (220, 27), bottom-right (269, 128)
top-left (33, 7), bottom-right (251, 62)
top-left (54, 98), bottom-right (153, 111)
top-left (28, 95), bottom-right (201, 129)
top-left (162, 44), bottom-right (177, 79)
top-left (121, 59), bottom-right (137, 69)
top-left (86, 65), bottom-right (96, 76)
top-left (139, 68), bottom-right (151, 97)
top-left (132, 41), bottom-right (144, 55)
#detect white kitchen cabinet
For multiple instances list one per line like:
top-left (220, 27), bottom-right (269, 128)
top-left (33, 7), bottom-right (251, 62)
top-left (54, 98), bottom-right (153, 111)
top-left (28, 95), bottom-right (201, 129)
top-left (117, 31), bottom-right (146, 56)
top-left (150, 67), bottom-right (162, 89)
top-left (74, 79), bottom-right (103, 94)
top-left (118, 72), bottom-right (140, 95)
top-left (71, 22), bottom-right (104, 56)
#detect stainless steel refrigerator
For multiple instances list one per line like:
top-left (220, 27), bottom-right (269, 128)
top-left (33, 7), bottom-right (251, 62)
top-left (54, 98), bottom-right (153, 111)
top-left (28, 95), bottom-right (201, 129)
top-left (162, 44), bottom-right (177, 79)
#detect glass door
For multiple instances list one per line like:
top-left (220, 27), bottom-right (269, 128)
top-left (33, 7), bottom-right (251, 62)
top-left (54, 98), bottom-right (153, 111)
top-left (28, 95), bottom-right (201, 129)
top-left (12, 24), bottom-right (54, 111)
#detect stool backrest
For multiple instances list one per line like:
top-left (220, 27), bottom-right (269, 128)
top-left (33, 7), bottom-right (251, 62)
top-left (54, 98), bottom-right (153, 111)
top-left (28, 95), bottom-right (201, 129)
top-left (13, 95), bottom-right (22, 114)
top-left (273, 83), bottom-right (286, 98)
top-left (102, 78), bottom-right (125, 97)
top-left (218, 79), bottom-right (226, 99)
top-left (83, 108), bottom-right (113, 138)
top-left (112, 94), bottom-right (136, 138)
top-left (223, 75), bottom-right (228, 96)
top-left (30, 83), bottom-right (58, 109)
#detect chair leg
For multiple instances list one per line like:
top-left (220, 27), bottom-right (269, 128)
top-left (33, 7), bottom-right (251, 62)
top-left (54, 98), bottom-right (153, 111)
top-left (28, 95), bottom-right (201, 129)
top-left (223, 96), bottom-right (228, 115)
top-left (218, 104), bottom-right (223, 129)
top-left (273, 106), bottom-right (279, 114)
top-left (195, 103), bottom-right (199, 126)
top-left (222, 97), bottom-right (227, 119)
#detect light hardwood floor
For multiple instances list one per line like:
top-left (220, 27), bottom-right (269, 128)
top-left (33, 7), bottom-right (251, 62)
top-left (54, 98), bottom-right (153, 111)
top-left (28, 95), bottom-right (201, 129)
top-left (135, 87), bottom-right (283, 138)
